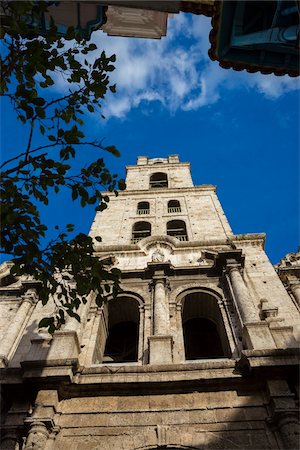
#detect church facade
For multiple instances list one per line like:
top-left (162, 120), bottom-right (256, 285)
top-left (0, 155), bottom-right (299, 449)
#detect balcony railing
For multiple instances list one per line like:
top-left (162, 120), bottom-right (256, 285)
top-left (131, 237), bottom-right (143, 244)
top-left (149, 181), bottom-right (168, 188)
top-left (168, 207), bottom-right (181, 213)
top-left (137, 209), bottom-right (150, 215)
top-left (167, 233), bottom-right (188, 241)
top-left (174, 234), bottom-right (188, 241)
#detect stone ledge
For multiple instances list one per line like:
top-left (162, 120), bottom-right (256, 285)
top-left (236, 348), bottom-right (299, 376)
top-left (21, 358), bottom-right (79, 382)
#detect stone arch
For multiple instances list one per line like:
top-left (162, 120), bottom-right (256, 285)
top-left (139, 235), bottom-right (178, 251)
top-left (173, 286), bottom-right (233, 360)
top-left (172, 283), bottom-right (224, 305)
top-left (113, 290), bottom-right (145, 307)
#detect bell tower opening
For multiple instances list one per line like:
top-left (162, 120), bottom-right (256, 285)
top-left (132, 221), bottom-right (151, 243)
top-left (150, 172), bottom-right (168, 188)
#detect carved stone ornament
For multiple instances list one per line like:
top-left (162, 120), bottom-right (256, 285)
top-left (197, 250), bottom-right (215, 266)
top-left (152, 247), bottom-right (165, 263)
top-left (22, 288), bottom-right (38, 303)
top-left (276, 249), bottom-right (300, 268)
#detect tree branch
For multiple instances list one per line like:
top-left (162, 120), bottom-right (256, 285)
top-left (24, 120), bottom-right (34, 162)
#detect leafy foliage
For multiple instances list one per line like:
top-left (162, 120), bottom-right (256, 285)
top-left (0, 1), bottom-right (125, 332)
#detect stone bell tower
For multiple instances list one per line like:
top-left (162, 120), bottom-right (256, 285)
top-left (0, 155), bottom-right (299, 450)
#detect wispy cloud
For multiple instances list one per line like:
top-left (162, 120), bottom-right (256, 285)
top-left (72, 13), bottom-right (300, 119)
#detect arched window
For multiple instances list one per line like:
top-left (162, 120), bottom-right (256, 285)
top-left (167, 220), bottom-right (188, 241)
top-left (137, 201), bottom-right (150, 215)
top-left (150, 172), bottom-right (168, 188)
top-left (103, 297), bottom-right (140, 363)
top-left (168, 200), bottom-right (181, 213)
top-left (182, 292), bottom-right (230, 360)
top-left (132, 221), bottom-right (151, 243)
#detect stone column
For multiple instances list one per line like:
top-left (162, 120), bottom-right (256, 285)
top-left (148, 274), bottom-right (173, 365)
top-left (138, 305), bottom-right (145, 363)
top-left (226, 264), bottom-right (257, 323)
top-left (290, 282), bottom-right (300, 306)
top-left (0, 289), bottom-right (37, 367)
top-left (24, 421), bottom-right (49, 450)
top-left (226, 263), bottom-right (276, 349)
top-left (153, 276), bottom-right (170, 335)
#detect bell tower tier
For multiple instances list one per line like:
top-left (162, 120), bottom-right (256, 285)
top-left (89, 155), bottom-right (233, 246)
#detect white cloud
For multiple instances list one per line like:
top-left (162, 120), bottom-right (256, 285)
top-left (60, 13), bottom-right (300, 119)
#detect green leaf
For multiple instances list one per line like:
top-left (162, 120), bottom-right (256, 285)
top-left (104, 145), bottom-right (120, 157)
top-left (39, 317), bottom-right (53, 328)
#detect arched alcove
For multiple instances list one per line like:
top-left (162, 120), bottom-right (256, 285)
top-left (103, 297), bottom-right (140, 363)
top-left (182, 291), bottom-right (231, 360)
top-left (137, 201), bottom-right (150, 215)
top-left (150, 172), bottom-right (168, 188)
top-left (167, 220), bottom-right (188, 241)
top-left (168, 199), bottom-right (181, 213)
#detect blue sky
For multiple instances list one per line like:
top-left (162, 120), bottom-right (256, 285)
top-left (2, 13), bottom-right (299, 264)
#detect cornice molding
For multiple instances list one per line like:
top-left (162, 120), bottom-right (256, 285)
top-left (100, 185), bottom-right (217, 197)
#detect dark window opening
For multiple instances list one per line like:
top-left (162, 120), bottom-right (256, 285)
top-left (167, 220), bottom-right (188, 241)
top-left (168, 199), bottom-right (181, 213)
top-left (183, 318), bottom-right (224, 360)
top-left (103, 297), bottom-right (140, 363)
top-left (150, 172), bottom-right (168, 188)
top-left (182, 292), bottom-right (231, 360)
top-left (132, 221), bottom-right (151, 243)
top-left (137, 201), bottom-right (150, 215)
top-left (104, 321), bottom-right (138, 363)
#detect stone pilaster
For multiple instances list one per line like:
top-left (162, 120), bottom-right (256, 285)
top-left (0, 288), bottom-right (37, 367)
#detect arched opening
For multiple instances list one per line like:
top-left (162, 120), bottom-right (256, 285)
top-left (150, 172), bottom-right (168, 188)
top-left (167, 220), bottom-right (188, 241)
top-left (137, 201), bottom-right (150, 215)
top-left (132, 221), bottom-right (151, 243)
top-left (168, 199), bottom-right (181, 213)
top-left (103, 297), bottom-right (140, 363)
top-left (182, 291), bottom-right (230, 360)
